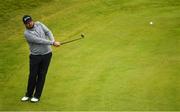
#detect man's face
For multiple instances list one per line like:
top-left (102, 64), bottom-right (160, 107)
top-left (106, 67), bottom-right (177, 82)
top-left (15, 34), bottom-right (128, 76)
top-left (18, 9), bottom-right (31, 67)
top-left (25, 21), bottom-right (34, 29)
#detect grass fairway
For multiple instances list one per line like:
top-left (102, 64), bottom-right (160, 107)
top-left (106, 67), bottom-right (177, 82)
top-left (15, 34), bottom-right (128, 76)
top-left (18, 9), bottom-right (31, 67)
top-left (0, 0), bottom-right (180, 111)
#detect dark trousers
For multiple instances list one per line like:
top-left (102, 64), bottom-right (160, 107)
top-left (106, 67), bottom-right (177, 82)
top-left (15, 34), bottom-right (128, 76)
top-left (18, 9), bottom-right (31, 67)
top-left (26, 52), bottom-right (52, 99)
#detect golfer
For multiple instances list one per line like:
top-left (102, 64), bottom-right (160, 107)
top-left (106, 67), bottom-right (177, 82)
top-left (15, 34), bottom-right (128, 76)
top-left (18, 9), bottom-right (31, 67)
top-left (21, 15), bottom-right (60, 103)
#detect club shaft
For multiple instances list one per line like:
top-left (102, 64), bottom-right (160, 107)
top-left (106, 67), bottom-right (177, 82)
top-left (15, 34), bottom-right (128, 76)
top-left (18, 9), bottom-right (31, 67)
top-left (61, 37), bottom-right (83, 45)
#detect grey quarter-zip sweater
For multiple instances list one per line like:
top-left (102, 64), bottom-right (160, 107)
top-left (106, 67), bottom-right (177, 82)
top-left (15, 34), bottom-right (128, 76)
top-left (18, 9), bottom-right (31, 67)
top-left (24, 21), bottom-right (55, 55)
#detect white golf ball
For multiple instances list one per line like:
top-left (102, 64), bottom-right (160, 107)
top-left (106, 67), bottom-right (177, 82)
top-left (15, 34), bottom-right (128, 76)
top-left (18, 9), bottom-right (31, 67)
top-left (150, 21), bottom-right (153, 25)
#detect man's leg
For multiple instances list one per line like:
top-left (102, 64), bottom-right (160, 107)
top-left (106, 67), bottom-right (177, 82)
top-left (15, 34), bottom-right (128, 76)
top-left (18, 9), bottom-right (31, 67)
top-left (34, 53), bottom-right (52, 99)
top-left (26, 55), bottom-right (41, 97)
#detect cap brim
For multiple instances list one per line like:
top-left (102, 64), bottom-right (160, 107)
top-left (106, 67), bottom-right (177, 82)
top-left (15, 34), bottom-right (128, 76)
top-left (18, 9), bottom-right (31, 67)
top-left (24, 19), bottom-right (32, 24)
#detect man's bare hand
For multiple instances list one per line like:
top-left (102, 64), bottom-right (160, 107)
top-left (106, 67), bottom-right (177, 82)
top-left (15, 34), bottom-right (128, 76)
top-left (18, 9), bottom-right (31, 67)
top-left (53, 41), bottom-right (60, 47)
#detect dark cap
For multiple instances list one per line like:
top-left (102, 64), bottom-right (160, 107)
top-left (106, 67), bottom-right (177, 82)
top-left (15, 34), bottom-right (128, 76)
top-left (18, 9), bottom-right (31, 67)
top-left (22, 15), bottom-right (32, 24)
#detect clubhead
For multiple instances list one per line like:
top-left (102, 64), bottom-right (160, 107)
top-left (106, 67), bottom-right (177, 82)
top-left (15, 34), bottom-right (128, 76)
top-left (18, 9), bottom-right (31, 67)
top-left (81, 34), bottom-right (85, 38)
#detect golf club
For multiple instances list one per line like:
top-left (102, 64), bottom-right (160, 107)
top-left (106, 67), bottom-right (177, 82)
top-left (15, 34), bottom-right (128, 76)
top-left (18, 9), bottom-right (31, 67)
top-left (61, 34), bottom-right (85, 45)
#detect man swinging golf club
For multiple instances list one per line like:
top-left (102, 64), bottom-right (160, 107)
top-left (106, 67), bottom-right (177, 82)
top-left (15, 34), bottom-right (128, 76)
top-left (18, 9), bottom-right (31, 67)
top-left (21, 15), bottom-right (60, 103)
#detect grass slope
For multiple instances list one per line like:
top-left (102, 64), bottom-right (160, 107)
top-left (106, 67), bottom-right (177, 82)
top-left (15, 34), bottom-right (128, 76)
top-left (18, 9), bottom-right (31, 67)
top-left (0, 0), bottom-right (180, 111)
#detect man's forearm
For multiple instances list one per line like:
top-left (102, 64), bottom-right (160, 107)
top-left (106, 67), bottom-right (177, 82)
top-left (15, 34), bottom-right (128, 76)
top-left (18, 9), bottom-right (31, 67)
top-left (25, 33), bottom-right (54, 45)
top-left (46, 31), bottom-right (55, 41)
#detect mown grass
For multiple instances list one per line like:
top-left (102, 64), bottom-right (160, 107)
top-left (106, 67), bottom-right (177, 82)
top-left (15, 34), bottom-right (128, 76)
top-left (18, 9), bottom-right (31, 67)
top-left (0, 0), bottom-right (180, 111)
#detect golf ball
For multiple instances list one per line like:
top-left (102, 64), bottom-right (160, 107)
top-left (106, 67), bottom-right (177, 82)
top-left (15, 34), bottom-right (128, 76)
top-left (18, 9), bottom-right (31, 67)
top-left (150, 21), bottom-right (153, 25)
